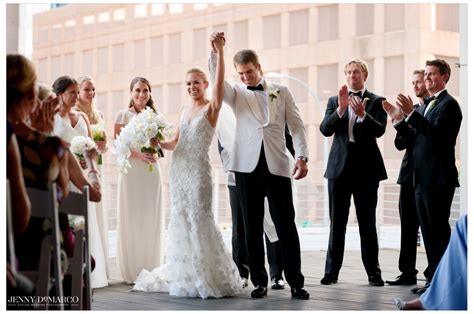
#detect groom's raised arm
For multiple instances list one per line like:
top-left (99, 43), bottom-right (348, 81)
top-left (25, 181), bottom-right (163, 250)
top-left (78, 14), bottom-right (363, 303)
top-left (208, 33), bottom-right (236, 109)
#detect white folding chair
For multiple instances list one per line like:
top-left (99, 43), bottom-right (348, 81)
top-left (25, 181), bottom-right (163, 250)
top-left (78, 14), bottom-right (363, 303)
top-left (6, 180), bottom-right (16, 273)
top-left (24, 184), bottom-right (64, 310)
top-left (59, 186), bottom-right (91, 310)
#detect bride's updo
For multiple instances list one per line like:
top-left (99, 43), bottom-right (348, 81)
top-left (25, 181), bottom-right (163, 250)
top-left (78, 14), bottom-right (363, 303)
top-left (186, 67), bottom-right (208, 82)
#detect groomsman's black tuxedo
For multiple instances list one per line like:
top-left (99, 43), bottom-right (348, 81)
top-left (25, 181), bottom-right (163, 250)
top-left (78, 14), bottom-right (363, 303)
top-left (393, 104), bottom-right (420, 279)
top-left (395, 89), bottom-right (462, 281)
top-left (320, 90), bottom-right (387, 281)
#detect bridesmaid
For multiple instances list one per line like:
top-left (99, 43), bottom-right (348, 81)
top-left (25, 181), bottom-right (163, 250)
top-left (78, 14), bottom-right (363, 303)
top-left (52, 75), bottom-right (109, 289)
top-left (114, 77), bottom-right (164, 284)
top-left (75, 75), bottom-right (109, 279)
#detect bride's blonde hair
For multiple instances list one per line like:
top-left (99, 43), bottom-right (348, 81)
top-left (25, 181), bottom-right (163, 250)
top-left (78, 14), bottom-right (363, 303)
top-left (186, 67), bottom-right (208, 82)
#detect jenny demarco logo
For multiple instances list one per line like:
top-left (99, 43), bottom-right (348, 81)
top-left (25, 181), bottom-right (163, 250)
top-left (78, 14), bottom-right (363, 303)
top-left (7, 295), bottom-right (80, 308)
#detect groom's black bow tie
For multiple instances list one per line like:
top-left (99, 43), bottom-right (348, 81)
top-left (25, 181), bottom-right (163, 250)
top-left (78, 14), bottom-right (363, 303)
top-left (423, 96), bottom-right (436, 105)
top-left (349, 91), bottom-right (363, 98)
top-left (247, 84), bottom-right (264, 91)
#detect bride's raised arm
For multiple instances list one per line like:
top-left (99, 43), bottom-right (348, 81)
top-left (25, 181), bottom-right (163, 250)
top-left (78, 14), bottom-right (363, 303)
top-left (207, 34), bottom-right (225, 127)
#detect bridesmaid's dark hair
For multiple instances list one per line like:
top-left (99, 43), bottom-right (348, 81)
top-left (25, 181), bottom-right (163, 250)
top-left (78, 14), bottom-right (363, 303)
top-left (129, 77), bottom-right (157, 112)
top-left (52, 75), bottom-right (78, 95)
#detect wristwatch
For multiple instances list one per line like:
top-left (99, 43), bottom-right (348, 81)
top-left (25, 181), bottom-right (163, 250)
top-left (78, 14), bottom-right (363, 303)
top-left (297, 156), bottom-right (308, 163)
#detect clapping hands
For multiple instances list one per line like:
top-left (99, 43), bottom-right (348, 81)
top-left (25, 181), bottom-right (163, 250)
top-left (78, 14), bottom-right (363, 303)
top-left (31, 94), bottom-right (59, 134)
top-left (382, 94), bottom-right (414, 122)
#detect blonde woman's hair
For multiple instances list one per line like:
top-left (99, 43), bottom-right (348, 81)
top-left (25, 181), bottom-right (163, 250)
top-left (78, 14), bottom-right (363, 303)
top-left (76, 75), bottom-right (102, 124)
top-left (186, 67), bottom-right (208, 82)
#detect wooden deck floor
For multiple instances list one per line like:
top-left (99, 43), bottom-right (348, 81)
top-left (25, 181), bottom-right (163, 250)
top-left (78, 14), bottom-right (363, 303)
top-left (92, 248), bottom-right (428, 310)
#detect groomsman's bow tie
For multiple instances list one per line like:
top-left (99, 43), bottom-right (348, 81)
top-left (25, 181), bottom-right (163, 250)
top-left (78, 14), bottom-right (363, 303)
top-left (247, 84), bottom-right (264, 91)
top-left (349, 91), bottom-right (363, 98)
top-left (423, 96), bottom-right (436, 105)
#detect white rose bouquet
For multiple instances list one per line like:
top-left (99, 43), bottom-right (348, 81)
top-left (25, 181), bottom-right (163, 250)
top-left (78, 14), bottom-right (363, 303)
top-left (114, 107), bottom-right (174, 173)
top-left (70, 136), bottom-right (97, 162)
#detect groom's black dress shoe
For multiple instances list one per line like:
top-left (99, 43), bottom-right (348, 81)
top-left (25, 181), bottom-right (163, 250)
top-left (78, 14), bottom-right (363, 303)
top-left (251, 286), bottom-right (267, 298)
top-left (291, 287), bottom-right (310, 300)
top-left (386, 274), bottom-right (417, 286)
top-left (320, 274), bottom-right (338, 285)
top-left (368, 275), bottom-right (385, 286)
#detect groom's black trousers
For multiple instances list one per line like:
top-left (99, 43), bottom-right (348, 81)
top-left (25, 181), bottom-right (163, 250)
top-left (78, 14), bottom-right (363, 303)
top-left (235, 146), bottom-right (304, 288)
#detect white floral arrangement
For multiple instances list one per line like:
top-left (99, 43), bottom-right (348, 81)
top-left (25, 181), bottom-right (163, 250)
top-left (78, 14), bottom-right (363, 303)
top-left (70, 136), bottom-right (97, 161)
top-left (268, 88), bottom-right (280, 102)
top-left (113, 107), bottom-right (174, 174)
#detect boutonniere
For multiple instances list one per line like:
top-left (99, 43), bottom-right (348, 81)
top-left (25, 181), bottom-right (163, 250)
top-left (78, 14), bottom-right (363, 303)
top-left (426, 99), bottom-right (438, 115)
top-left (268, 89), bottom-right (280, 102)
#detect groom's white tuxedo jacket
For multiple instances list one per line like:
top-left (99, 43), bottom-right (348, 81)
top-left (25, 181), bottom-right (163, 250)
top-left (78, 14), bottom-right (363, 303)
top-left (209, 53), bottom-right (309, 179)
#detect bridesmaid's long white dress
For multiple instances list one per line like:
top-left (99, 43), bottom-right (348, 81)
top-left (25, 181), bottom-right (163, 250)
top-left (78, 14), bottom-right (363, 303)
top-left (132, 106), bottom-right (241, 299)
top-left (114, 109), bottom-right (164, 284)
top-left (53, 113), bottom-right (109, 288)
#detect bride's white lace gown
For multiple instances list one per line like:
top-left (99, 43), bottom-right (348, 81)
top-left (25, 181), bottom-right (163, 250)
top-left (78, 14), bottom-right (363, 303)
top-left (133, 106), bottom-right (241, 299)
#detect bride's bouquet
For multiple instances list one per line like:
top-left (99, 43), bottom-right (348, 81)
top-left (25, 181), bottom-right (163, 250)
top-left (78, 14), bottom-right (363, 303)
top-left (114, 107), bottom-right (174, 173)
top-left (70, 136), bottom-right (97, 162)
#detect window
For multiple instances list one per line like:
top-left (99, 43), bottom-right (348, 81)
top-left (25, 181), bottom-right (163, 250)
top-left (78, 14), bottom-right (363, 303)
top-left (193, 28), bottom-right (206, 60)
top-left (435, 55), bottom-right (460, 96)
top-left (365, 59), bottom-right (375, 92)
top-left (97, 46), bottom-right (109, 75)
top-left (288, 68), bottom-right (309, 103)
top-left (38, 58), bottom-right (48, 83)
top-left (134, 4), bottom-right (147, 18)
top-left (384, 56), bottom-right (404, 95)
top-left (193, 4), bottom-right (207, 10)
top-left (112, 90), bottom-right (125, 114)
top-left (317, 63), bottom-right (338, 101)
top-left (50, 55), bottom-right (62, 82)
top-left (213, 24), bottom-right (227, 36)
top-left (168, 33), bottom-right (181, 64)
top-left (150, 36), bottom-right (164, 67)
top-left (151, 85), bottom-right (164, 110)
top-left (64, 19), bottom-right (76, 37)
top-left (113, 8), bottom-right (125, 21)
top-left (112, 44), bottom-right (124, 72)
top-left (168, 4), bottom-right (183, 14)
top-left (95, 91), bottom-right (107, 114)
top-left (39, 27), bottom-right (49, 42)
top-left (63, 53), bottom-right (74, 77)
top-left (384, 4), bottom-right (405, 32)
top-left (356, 4), bottom-right (374, 36)
top-left (98, 11), bottom-right (110, 23)
top-left (262, 15), bottom-right (281, 49)
top-left (318, 5), bottom-right (338, 42)
top-left (168, 83), bottom-right (182, 114)
top-left (82, 50), bottom-right (93, 76)
top-left (436, 4), bottom-right (459, 32)
top-left (51, 23), bottom-right (62, 41)
top-left (233, 20), bottom-right (248, 51)
top-left (134, 39), bottom-right (146, 69)
top-left (289, 9), bottom-right (309, 46)
top-left (151, 4), bottom-right (165, 16)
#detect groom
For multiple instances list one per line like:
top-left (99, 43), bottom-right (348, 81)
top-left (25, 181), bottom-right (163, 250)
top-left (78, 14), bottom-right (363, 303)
top-left (209, 32), bottom-right (310, 300)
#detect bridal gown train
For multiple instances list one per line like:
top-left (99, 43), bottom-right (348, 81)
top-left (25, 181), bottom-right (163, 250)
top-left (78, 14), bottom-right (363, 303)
top-left (53, 114), bottom-right (108, 288)
top-left (133, 106), bottom-right (241, 299)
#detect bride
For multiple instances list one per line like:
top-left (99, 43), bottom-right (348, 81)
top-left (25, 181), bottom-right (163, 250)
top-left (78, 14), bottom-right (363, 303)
top-left (132, 35), bottom-right (241, 298)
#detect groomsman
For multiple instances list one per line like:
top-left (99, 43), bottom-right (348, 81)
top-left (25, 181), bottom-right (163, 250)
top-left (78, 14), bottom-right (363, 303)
top-left (320, 59), bottom-right (387, 286)
top-left (383, 59), bottom-right (462, 294)
top-left (386, 70), bottom-right (428, 286)
top-left (209, 32), bottom-right (310, 300)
